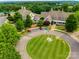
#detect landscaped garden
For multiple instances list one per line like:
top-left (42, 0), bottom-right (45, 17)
top-left (26, 35), bottom-right (70, 59)
top-left (1, 1), bottom-right (79, 59)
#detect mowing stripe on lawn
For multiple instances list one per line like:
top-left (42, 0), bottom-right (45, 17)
top-left (59, 40), bottom-right (66, 59)
top-left (27, 35), bottom-right (42, 54)
top-left (30, 36), bottom-right (42, 47)
top-left (52, 40), bottom-right (60, 59)
top-left (41, 40), bottom-right (53, 59)
top-left (35, 36), bottom-right (48, 58)
top-left (63, 42), bottom-right (68, 59)
top-left (41, 35), bottom-right (53, 59)
top-left (48, 39), bottom-right (57, 59)
top-left (40, 41), bottom-right (49, 59)
top-left (63, 41), bottom-right (70, 59)
top-left (31, 35), bottom-right (47, 55)
top-left (28, 35), bottom-right (42, 51)
top-left (63, 41), bottom-right (69, 59)
top-left (54, 40), bottom-right (62, 59)
top-left (33, 36), bottom-right (47, 59)
top-left (55, 40), bottom-right (63, 59)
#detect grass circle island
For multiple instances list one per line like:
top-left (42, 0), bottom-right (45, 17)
top-left (26, 35), bottom-right (70, 59)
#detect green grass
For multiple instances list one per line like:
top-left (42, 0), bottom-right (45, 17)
top-left (56, 26), bottom-right (65, 31)
top-left (26, 35), bottom-right (70, 59)
top-left (76, 27), bottom-right (79, 32)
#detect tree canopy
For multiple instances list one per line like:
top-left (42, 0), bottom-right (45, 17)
top-left (0, 30), bottom-right (5, 42)
top-left (65, 14), bottom-right (78, 32)
top-left (0, 23), bottom-right (20, 45)
top-left (25, 15), bottom-right (33, 27)
top-left (0, 2), bottom-right (78, 14)
top-left (37, 18), bottom-right (44, 29)
top-left (14, 12), bottom-right (22, 22)
top-left (0, 42), bottom-right (21, 59)
top-left (7, 14), bottom-right (14, 21)
top-left (16, 19), bottom-right (24, 31)
top-left (75, 11), bottom-right (79, 25)
top-left (0, 23), bottom-right (21, 59)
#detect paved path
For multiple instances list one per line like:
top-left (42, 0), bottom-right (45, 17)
top-left (16, 30), bottom-right (79, 59)
top-left (0, 16), bottom-right (7, 25)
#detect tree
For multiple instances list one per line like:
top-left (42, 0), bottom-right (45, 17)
top-left (1, 23), bottom-right (20, 45)
top-left (14, 12), bottom-right (22, 22)
top-left (31, 5), bottom-right (44, 14)
top-left (75, 11), bottom-right (79, 25)
top-left (16, 19), bottom-right (24, 31)
top-left (72, 4), bottom-right (79, 12)
top-left (43, 5), bottom-right (51, 11)
top-left (40, 17), bottom-right (44, 20)
top-left (25, 15), bottom-right (33, 27)
top-left (0, 30), bottom-right (5, 42)
top-left (7, 14), bottom-right (14, 22)
top-left (37, 19), bottom-right (44, 30)
top-left (0, 24), bottom-right (21, 59)
top-left (0, 42), bottom-right (21, 59)
top-left (62, 3), bottom-right (69, 12)
top-left (65, 14), bottom-right (78, 32)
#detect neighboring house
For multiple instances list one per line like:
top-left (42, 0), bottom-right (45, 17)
top-left (41, 9), bottom-right (73, 25)
top-left (18, 6), bottom-right (37, 21)
top-left (0, 16), bottom-right (7, 25)
top-left (18, 6), bottom-right (32, 20)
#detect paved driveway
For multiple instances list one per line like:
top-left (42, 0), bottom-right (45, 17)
top-left (0, 16), bottom-right (7, 25)
top-left (16, 30), bottom-right (79, 59)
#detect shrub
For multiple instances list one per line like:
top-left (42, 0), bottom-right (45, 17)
top-left (0, 42), bottom-right (21, 59)
top-left (65, 14), bottom-right (78, 32)
top-left (37, 19), bottom-right (44, 30)
top-left (43, 21), bottom-right (50, 26)
top-left (16, 19), bottom-right (24, 31)
top-left (1, 23), bottom-right (20, 45)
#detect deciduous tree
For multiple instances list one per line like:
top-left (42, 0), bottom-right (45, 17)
top-left (37, 18), bottom-right (44, 30)
top-left (0, 42), bottom-right (21, 59)
top-left (16, 19), bottom-right (24, 31)
top-left (1, 23), bottom-right (20, 45)
top-left (25, 15), bottom-right (33, 27)
top-left (65, 14), bottom-right (78, 32)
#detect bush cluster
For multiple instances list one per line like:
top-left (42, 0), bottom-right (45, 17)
top-left (0, 23), bottom-right (21, 59)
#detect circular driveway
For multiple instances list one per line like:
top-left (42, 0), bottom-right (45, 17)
top-left (16, 30), bottom-right (79, 59)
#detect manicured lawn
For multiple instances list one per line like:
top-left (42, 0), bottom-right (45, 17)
top-left (56, 25), bottom-right (65, 31)
top-left (76, 27), bottom-right (79, 32)
top-left (26, 35), bottom-right (70, 59)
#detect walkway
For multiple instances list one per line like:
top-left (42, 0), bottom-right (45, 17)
top-left (16, 30), bottom-right (79, 59)
top-left (0, 16), bottom-right (7, 25)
